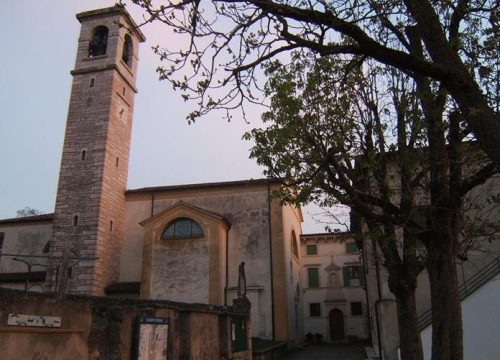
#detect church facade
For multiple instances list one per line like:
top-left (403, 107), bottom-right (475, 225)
top-left (0, 5), bottom-right (305, 344)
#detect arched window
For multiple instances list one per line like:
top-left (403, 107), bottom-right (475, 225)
top-left (291, 230), bottom-right (299, 257)
top-left (122, 34), bottom-right (133, 67)
top-left (161, 218), bottom-right (203, 240)
top-left (88, 26), bottom-right (109, 57)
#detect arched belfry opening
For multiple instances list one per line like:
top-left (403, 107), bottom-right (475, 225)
top-left (89, 25), bottom-right (109, 57)
top-left (122, 34), bottom-right (133, 67)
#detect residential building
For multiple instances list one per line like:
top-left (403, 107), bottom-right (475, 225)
top-left (300, 232), bottom-right (370, 342)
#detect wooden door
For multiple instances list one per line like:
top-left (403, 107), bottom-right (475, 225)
top-left (329, 309), bottom-right (344, 341)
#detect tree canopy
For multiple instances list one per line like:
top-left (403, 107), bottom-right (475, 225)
top-left (129, 0), bottom-right (499, 165)
top-left (244, 49), bottom-right (497, 360)
top-left (16, 207), bottom-right (44, 218)
top-left (127, 1), bottom-right (499, 358)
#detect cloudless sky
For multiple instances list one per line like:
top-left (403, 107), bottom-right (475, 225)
top-left (0, 0), bottom-right (334, 233)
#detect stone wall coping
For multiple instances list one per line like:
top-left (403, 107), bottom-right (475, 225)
top-left (0, 214), bottom-right (54, 225)
top-left (0, 271), bottom-right (46, 283)
top-left (0, 288), bottom-right (250, 317)
top-left (251, 341), bottom-right (287, 354)
top-left (0, 327), bottom-right (85, 334)
top-left (125, 178), bottom-right (283, 195)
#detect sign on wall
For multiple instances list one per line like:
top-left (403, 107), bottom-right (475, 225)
top-left (8, 314), bottom-right (61, 328)
top-left (135, 316), bottom-right (169, 360)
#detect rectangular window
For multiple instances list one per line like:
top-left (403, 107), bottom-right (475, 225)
top-left (310, 303), bottom-right (321, 317)
top-left (343, 265), bottom-right (363, 287)
top-left (346, 242), bottom-right (358, 253)
top-left (307, 267), bottom-right (320, 288)
top-left (351, 301), bottom-right (363, 316)
top-left (306, 244), bottom-right (317, 255)
top-left (348, 266), bottom-right (360, 279)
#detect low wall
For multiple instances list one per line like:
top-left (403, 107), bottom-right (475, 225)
top-left (252, 343), bottom-right (287, 360)
top-left (0, 288), bottom-right (251, 359)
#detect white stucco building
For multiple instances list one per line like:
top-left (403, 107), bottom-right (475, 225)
top-left (300, 232), bottom-right (370, 342)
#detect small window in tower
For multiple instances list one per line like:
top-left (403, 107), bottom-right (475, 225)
top-left (122, 34), bottom-right (133, 67)
top-left (115, 157), bottom-right (119, 167)
top-left (73, 215), bottom-right (79, 227)
top-left (88, 26), bottom-right (109, 57)
top-left (89, 78), bottom-right (95, 88)
top-left (122, 87), bottom-right (126, 96)
top-left (81, 149), bottom-right (87, 161)
top-left (110, 220), bottom-right (113, 232)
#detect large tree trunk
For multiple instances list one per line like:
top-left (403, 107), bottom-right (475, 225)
top-left (370, 222), bottom-right (424, 360)
top-left (426, 226), bottom-right (463, 360)
top-left (393, 277), bottom-right (424, 360)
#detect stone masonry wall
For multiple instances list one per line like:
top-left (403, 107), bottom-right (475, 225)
top-left (0, 288), bottom-right (251, 360)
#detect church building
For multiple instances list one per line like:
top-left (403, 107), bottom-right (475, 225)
top-left (0, 5), bottom-right (305, 344)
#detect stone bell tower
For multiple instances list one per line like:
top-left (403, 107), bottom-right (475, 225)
top-left (47, 6), bottom-right (145, 295)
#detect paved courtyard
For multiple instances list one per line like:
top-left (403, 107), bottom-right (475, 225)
top-left (285, 343), bottom-right (367, 360)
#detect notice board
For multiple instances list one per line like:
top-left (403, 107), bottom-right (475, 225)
top-left (135, 316), bottom-right (169, 360)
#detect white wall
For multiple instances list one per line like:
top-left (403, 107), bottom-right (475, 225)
top-left (420, 274), bottom-right (500, 360)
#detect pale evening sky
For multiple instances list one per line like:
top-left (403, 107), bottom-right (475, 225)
top-left (0, 0), bottom-right (337, 233)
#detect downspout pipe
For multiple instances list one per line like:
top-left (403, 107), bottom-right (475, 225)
top-left (225, 227), bottom-right (229, 306)
top-left (373, 235), bottom-right (383, 359)
top-left (267, 182), bottom-right (276, 340)
top-left (150, 193), bottom-right (155, 217)
top-left (362, 246), bottom-right (373, 342)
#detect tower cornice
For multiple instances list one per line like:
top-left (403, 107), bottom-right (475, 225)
top-left (70, 63), bottom-right (139, 93)
top-left (76, 5), bottom-right (146, 42)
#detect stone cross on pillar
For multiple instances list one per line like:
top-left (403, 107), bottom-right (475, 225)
top-left (233, 261), bottom-right (251, 314)
top-left (237, 262), bottom-right (247, 298)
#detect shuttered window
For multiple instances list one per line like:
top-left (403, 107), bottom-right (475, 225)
top-left (343, 265), bottom-right (364, 287)
top-left (307, 267), bottom-right (320, 288)
top-left (306, 244), bottom-right (317, 255)
top-left (310, 303), bottom-right (321, 317)
top-left (351, 302), bottom-right (363, 316)
top-left (346, 242), bottom-right (358, 253)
